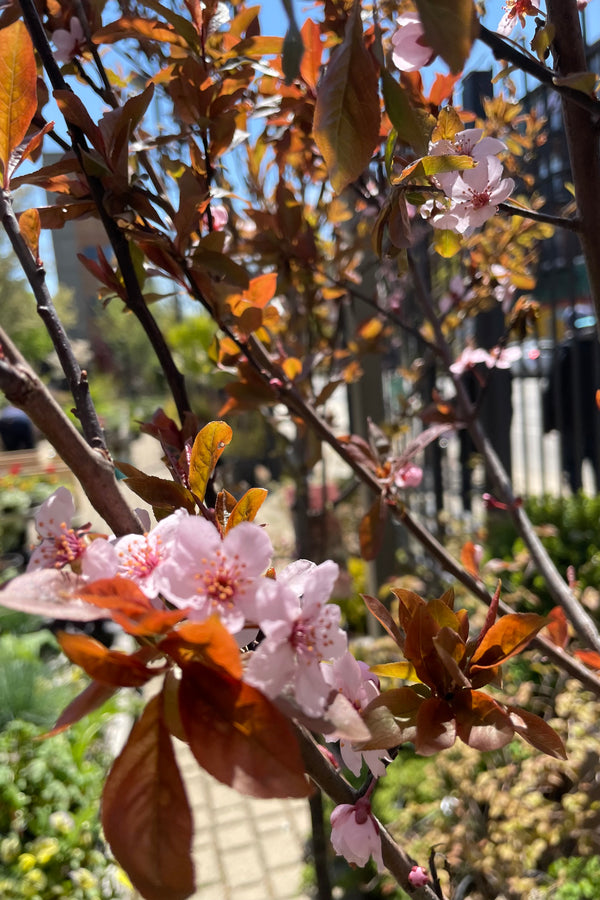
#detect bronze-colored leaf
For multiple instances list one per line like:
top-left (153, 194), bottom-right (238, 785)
top-left (0, 21), bottom-right (37, 187)
top-left (414, 0), bottom-right (477, 74)
top-left (188, 420), bottom-right (233, 503)
top-left (361, 593), bottom-right (404, 648)
top-left (453, 690), bottom-right (514, 752)
top-left (507, 705), bottom-right (566, 759)
top-left (313, 3), bottom-right (380, 192)
top-left (179, 662), bottom-right (310, 799)
top-left (225, 488), bottom-right (268, 532)
top-left (470, 613), bottom-right (548, 671)
top-left (102, 695), bottom-right (195, 900)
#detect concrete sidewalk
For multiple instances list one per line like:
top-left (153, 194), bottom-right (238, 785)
top-left (177, 743), bottom-right (312, 900)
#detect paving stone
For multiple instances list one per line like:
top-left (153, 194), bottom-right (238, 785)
top-left (222, 846), bottom-right (266, 889)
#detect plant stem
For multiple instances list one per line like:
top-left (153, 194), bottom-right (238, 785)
top-left (0, 189), bottom-right (106, 451)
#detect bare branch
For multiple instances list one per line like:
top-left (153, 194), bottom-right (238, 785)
top-left (0, 188), bottom-right (106, 451)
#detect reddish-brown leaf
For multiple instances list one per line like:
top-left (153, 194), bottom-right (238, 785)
top-left (546, 606), bottom-right (569, 649)
top-left (359, 686), bottom-right (424, 750)
top-left (179, 662), bottom-right (310, 798)
top-left (414, 0), bottom-right (477, 74)
top-left (123, 474), bottom-right (196, 514)
top-left (54, 91), bottom-right (105, 154)
top-left (188, 420), bottom-right (233, 502)
top-left (46, 681), bottom-right (118, 737)
top-left (18, 208), bottom-right (40, 261)
top-left (391, 588), bottom-right (427, 633)
top-left (453, 690), bottom-right (514, 751)
top-left (574, 649), bottom-right (600, 671)
top-left (361, 593), bottom-right (404, 649)
top-left (0, 21), bottom-right (37, 188)
top-left (507, 705), bottom-right (567, 759)
top-left (159, 618), bottom-right (242, 677)
top-left (300, 18), bottom-right (322, 91)
top-left (77, 576), bottom-right (187, 636)
top-left (470, 613), bottom-right (547, 671)
top-left (460, 540), bottom-right (480, 577)
top-left (57, 631), bottom-right (158, 688)
top-left (102, 695), bottom-right (195, 900)
top-left (359, 495), bottom-right (388, 561)
top-left (414, 697), bottom-right (456, 755)
top-left (313, 4), bottom-right (380, 192)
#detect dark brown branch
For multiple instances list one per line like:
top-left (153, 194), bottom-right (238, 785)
top-left (544, 0), bottom-right (600, 334)
top-left (497, 201), bottom-right (581, 232)
top-left (0, 189), bottom-right (106, 451)
top-left (478, 23), bottom-right (600, 120)
top-left (295, 727), bottom-right (445, 899)
top-left (0, 329), bottom-right (142, 537)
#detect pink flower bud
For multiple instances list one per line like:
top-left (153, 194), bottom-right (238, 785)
top-left (408, 865), bottom-right (429, 887)
top-left (330, 798), bottom-right (384, 873)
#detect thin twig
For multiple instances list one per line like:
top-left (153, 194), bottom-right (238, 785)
top-left (478, 24), bottom-right (600, 121)
top-left (408, 251), bottom-right (600, 658)
top-left (18, 0), bottom-right (190, 420)
top-left (0, 188), bottom-right (106, 451)
top-left (497, 201), bottom-right (580, 231)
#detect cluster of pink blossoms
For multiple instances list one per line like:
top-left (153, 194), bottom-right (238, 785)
top-left (426, 129), bottom-right (515, 236)
top-left (392, 11), bottom-right (515, 236)
top-left (26, 486), bottom-right (412, 875)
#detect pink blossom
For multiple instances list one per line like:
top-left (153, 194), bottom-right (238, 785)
top-left (157, 517), bottom-right (273, 633)
top-left (245, 560), bottom-right (348, 716)
top-left (430, 128), bottom-right (507, 195)
top-left (408, 865), bottom-right (430, 887)
top-left (208, 204), bottom-right (228, 230)
top-left (27, 487), bottom-right (91, 571)
top-left (81, 510), bottom-right (186, 599)
top-left (393, 463), bottom-right (423, 489)
top-left (322, 653), bottom-right (389, 776)
top-left (330, 798), bottom-right (384, 872)
top-left (53, 17), bottom-right (86, 64)
top-left (449, 346), bottom-right (494, 375)
top-left (391, 12), bottom-right (435, 73)
top-left (432, 156), bottom-right (515, 235)
top-left (497, 0), bottom-right (540, 36)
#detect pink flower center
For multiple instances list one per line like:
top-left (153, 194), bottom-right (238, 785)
top-left (119, 538), bottom-right (162, 580)
top-left (290, 620), bottom-right (317, 655)
top-left (48, 523), bottom-right (88, 568)
top-left (469, 188), bottom-right (492, 209)
top-left (196, 551), bottom-right (246, 610)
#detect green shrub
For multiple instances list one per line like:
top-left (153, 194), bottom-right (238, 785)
top-left (484, 493), bottom-right (600, 614)
top-left (0, 719), bottom-right (131, 899)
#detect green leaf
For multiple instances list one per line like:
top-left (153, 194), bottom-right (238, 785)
top-left (414, 0), bottom-right (477, 74)
top-left (381, 69), bottom-right (433, 156)
top-left (313, 4), bottom-right (380, 192)
top-left (102, 695), bottom-right (195, 900)
top-left (188, 421), bottom-right (233, 503)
